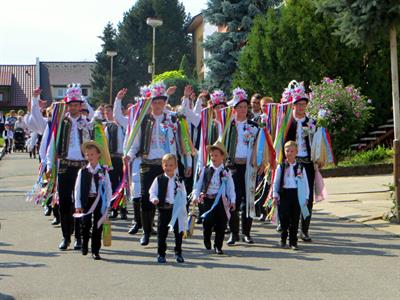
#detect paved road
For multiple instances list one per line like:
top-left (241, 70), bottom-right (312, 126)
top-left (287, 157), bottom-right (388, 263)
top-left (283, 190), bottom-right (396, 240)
top-left (1, 153), bottom-right (400, 299)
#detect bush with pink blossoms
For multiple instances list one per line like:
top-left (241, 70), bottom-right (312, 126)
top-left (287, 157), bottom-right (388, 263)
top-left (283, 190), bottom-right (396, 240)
top-left (309, 77), bottom-right (374, 164)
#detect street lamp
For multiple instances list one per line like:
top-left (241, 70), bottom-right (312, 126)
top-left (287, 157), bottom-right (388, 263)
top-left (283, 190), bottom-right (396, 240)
top-left (106, 50), bottom-right (117, 105)
top-left (146, 17), bottom-right (163, 80)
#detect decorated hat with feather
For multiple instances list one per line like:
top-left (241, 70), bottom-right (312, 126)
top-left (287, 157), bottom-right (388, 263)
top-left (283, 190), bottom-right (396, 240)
top-left (64, 83), bottom-right (84, 104)
top-left (281, 80), bottom-right (309, 104)
top-left (139, 85), bottom-right (152, 100)
top-left (149, 81), bottom-right (168, 101)
top-left (229, 87), bottom-right (248, 107)
top-left (210, 90), bottom-right (227, 107)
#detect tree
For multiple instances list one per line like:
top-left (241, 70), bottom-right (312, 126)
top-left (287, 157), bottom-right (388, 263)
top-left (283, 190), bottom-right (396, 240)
top-left (233, 0), bottom-right (365, 102)
top-left (179, 54), bottom-right (192, 79)
top-left (317, 0), bottom-right (400, 221)
top-left (92, 0), bottom-right (192, 102)
top-left (91, 22), bottom-right (118, 105)
top-left (203, 0), bottom-right (282, 93)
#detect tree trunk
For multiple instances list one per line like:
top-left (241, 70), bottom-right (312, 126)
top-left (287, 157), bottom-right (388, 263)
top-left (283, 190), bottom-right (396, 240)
top-left (389, 25), bottom-right (400, 223)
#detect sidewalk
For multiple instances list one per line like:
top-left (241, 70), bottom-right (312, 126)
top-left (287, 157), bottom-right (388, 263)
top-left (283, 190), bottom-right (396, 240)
top-left (316, 174), bottom-right (400, 236)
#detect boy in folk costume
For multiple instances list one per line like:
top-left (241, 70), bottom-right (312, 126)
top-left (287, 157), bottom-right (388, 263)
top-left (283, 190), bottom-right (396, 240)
top-left (74, 141), bottom-right (112, 260)
top-left (149, 154), bottom-right (187, 263)
top-left (225, 88), bottom-right (261, 245)
top-left (2, 122), bottom-right (13, 154)
top-left (273, 141), bottom-right (309, 250)
top-left (123, 82), bottom-right (192, 246)
top-left (101, 104), bottom-right (127, 220)
top-left (281, 81), bottom-right (318, 242)
top-left (193, 142), bottom-right (235, 255)
top-left (43, 84), bottom-right (93, 250)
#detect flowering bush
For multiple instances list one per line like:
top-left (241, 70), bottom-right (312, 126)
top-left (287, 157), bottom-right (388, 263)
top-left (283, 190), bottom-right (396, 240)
top-left (309, 77), bottom-right (374, 164)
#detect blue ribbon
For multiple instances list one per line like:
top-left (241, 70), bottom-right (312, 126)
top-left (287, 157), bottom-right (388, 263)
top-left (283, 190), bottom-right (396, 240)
top-left (256, 130), bottom-right (265, 166)
top-left (99, 181), bottom-right (107, 215)
top-left (201, 182), bottom-right (226, 221)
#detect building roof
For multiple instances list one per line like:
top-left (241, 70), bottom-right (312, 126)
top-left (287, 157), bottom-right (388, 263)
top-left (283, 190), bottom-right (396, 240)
top-left (0, 65), bottom-right (36, 106)
top-left (187, 13), bottom-right (203, 33)
top-left (40, 61), bottom-right (95, 101)
top-left (0, 71), bottom-right (12, 86)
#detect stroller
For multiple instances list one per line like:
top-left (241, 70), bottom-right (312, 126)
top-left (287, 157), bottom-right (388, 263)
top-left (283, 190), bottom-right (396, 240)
top-left (13, 128), bottom-right (26, 152)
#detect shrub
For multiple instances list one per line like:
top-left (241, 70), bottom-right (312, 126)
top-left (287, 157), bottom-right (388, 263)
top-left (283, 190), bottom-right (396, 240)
top-left (309, 77), bottom-right (374, 164)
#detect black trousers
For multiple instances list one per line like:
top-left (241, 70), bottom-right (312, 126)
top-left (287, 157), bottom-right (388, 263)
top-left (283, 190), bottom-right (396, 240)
top-left (201, 197), bottom-right (228, 250)
top-left (300, 162), bottom-right (315, 235)
top-left (140, 164), bottom-right (163, 236)
top-left (81, 196), bottom-right (103, 254)
top-left (109, 156), bottom-right (123, 193)
top-left (157, 207), bottom-right (182, 257)
top-left (57, 166), bottom-right (81, 240)
top-left (278, 188), bottom-right (301, 246)
top-left (4, 138), bottom-right (12, 153)
top-left (229, 164), bottom-right (252, 236)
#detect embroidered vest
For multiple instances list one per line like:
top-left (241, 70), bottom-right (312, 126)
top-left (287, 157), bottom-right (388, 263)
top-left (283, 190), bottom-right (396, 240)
top-left (226, 120), bottom-right (258, 163)
top-left (79, 167), bottom-right (101, 210)
top-left (285, 116), bottom-right (314, 159)
top-left (58, 117), bottom-right (87, 159)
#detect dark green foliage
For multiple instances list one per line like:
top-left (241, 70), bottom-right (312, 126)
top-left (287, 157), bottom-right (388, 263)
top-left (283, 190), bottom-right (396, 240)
top-left (203, 0), bottom-right (282, 93)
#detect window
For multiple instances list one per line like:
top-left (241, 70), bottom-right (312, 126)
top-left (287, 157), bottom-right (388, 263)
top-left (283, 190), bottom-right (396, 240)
top-left (82, 88), bottom-right (88, 97)
top-left (56, 88), bottom-right (67, 98)
top-left (0, 93), bottom-right (3, 102)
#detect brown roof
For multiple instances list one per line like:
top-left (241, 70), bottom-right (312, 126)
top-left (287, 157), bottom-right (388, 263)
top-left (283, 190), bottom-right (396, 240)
top-left (0, 71), bottom-right (12, 86)
top-left (40, 62), bottom-right (95, 101)
top-left (0, 65), bottom-right (36, 106)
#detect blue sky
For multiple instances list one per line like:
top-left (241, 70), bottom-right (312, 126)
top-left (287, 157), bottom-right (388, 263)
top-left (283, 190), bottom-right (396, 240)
top-left (0, 0), bottom-right (207, 64)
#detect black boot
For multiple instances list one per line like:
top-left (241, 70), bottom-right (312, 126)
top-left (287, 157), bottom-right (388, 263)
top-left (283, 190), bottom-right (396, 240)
top-left (120, 207), bottom-right (128, 220)
top-left (128, 201), bottom-right (142, 234)
top-left (59, 238), bottom-right (70, 250)
top-left (109, 208), bottom-right (118, 219)
top-left (44, 205), bottom-right (52, 216)
top-left (140, 211), bottom-right (152, 246)
top-left (227, 233), bottom-right (239, 246)
top-left (242, 217), bottom-right (254, 244)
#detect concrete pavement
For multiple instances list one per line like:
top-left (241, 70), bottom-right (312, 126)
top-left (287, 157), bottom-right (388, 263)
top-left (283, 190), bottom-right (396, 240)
top-left (1, 153), bottom-right (400, 300)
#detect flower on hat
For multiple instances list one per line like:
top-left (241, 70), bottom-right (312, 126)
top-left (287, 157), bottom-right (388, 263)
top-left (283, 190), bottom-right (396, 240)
top-left (210, 90), bottom-right (226, 107)
top-left (149, 82), bottom-right (167, 99)
top-left (281, 80), bottom-right (309, 103)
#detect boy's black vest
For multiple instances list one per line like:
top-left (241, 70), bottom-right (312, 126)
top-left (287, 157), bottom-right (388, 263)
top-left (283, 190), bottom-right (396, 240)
top-left (57, 116), bottom-right (85, 159)
top-left (79, 167), bottom-right (102, 209)
top-left (277, 162), bottom-right (304, 195)
top-left (106, 122), bottom-right (123, 154)
top-left (155, 174), bottom-right (183, 207)
top-left (137, 114), bottom-right (177, 158)
top-left (201, 165), bottom-right (229, 195)
top-left (285, 116), bottom-right (315, 160)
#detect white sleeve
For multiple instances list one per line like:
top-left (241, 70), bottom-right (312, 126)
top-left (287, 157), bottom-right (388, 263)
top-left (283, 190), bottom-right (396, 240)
top-left (182, 97), bottom-right (201, 127)
top-left (273, 165), bottom-right (282, 199)
top-left (192, 167), bottom-right (205, 200)
top-left (226, 171), bottom-right (236, 204)
top-left (126, 127), bottom-right (140, 160)
top-left (84, 98), bottom-right (95, 120)
top-left (29, 97), bottom-right (47, 134)
top-left (74, 169), bottom-right (82, 209)
top-left (149, 177), bottom-right (159, 203)
top-left (45, 129), bottom-right (55, 170)
top-left (113, 98), bottom-right (128, 129)
top-left (105, 172), bottom-right (113, 206)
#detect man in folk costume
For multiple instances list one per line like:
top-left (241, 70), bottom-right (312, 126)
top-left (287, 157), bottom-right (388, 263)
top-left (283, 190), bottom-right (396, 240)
top-left (282, 80), bottom-right (317, 242)
top-left (248, 93), bottom-right (263, 121)
top-left (226, 88), bottom-right (261, 245)
top-left (124, 82), bottom-right (192, 246)
top-left (43, 84), bottom-right (93, 250)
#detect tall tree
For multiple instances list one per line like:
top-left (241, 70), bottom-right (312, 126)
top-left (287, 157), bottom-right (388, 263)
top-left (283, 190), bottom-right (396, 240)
top-left (317, 0), bottom-right (400, 221)
top-left (92, 0), bottom-right (192, 101)
top-left (91, 22), bottom-right (118, 104)
top-left (203, 0), bottom-right (282, 92)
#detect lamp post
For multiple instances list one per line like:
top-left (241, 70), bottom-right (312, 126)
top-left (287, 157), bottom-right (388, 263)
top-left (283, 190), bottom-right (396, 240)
top-left (106, 50), bottom-right (117, 105)
top-left (146, 17), bottom-right (163, 80)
